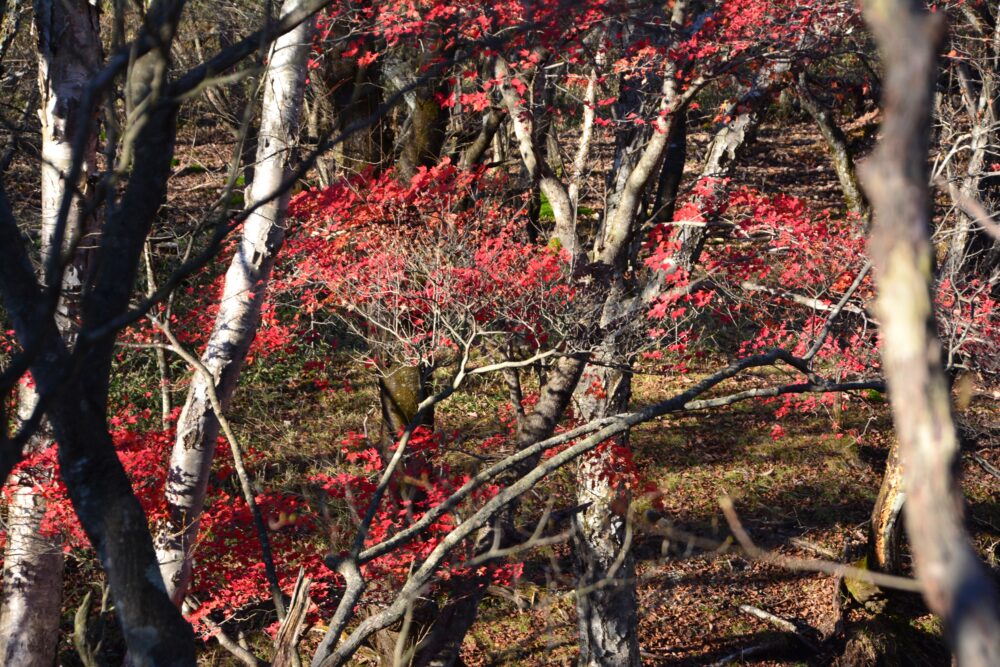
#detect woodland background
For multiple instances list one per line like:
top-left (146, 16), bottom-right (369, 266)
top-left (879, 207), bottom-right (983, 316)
top-left (0, 0), bottom-right (997, 665)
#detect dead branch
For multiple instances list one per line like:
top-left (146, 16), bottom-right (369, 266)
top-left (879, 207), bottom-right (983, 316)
top-left (719, 495), bottom-right (921, 593)
top-left (273, 569), bottom-right (312, 667)
top-left (970, 452), bottom-right (1000, 482)
top-left (737, 604), bottom-right (819, 653)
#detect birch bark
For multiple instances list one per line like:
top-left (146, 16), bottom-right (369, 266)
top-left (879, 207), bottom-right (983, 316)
top-left (0, 2), bottom-right (101, 663)
top-left (156, 0), bottom-right (314, 604)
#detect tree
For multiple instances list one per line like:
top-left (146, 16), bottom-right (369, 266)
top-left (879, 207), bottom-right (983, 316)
top-left (0, 2), bottom-right (101, 663)
top-left (156, 0), bottom-right (314, 609)
top-left (1, 1), bottom-right (998, 665)
top-left (859, 0), bottom-right (1000, 663)
top-left (0, 0), bottom-right (333, 663)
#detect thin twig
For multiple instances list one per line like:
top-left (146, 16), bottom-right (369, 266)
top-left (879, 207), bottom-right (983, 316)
top-left (719, 495), bottom-right (922, 592)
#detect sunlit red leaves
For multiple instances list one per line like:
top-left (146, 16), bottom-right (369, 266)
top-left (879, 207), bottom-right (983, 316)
top-left (278, 162), bottom-right (573, 367)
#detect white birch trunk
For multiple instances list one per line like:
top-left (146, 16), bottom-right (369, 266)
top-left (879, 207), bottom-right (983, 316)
top-left (156, 0), bottom-right (313, 605)
top-left (0, 2), bottom-right (101, 663)
top-left (0, 391), bottom-right (65, 667)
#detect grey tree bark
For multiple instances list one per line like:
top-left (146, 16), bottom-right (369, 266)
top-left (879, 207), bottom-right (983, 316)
top-left (156, 0), bottom-right (313, 605)
top-left (568, 9), bottom-right (694, 663)
top-left (572, 343), bottom-right (639, 667)
top-left (859, 1), bottom-right (1000, 664)
top-left (458, 108), bottom-right (502, 170)
top-left (389, 45), bottom-right (451, 183)
top-left (0, 3), bottom-right (201, 662)
top-left (672, 61), bottom-right (788, 273)
top-left (795, 71), bottom-right (869, 221)
top-left (0, 1), bottom-right (101, 664)
top-left (793, 71), bottom-right (903, 575)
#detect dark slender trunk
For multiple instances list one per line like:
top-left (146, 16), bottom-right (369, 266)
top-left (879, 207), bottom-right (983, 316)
top-left (795, 72), bottom-right (869, 221)
top-left (650, 105), bottom-right (688, 225)
top-left (333, 58), bottom-right (389, 173)
top-left (394, 66), bottom-right (449, 181)
top-left (458, 108), bottom-right (502, 170)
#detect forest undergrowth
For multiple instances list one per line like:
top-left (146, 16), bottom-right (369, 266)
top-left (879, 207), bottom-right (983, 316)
top-left (94, 120), bottom-right (994, 666)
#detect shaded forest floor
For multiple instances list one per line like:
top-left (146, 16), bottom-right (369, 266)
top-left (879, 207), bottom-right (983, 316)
top-left (231, 340), bottom-right (998, 666)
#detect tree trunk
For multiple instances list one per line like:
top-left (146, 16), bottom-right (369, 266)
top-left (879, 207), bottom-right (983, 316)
top-left (572, 345), bottom-right (639, 667)
top-left (494, 57), bottom-right (577, 256)
top-left (650, 105), bottom-right (688, 225)
top-left (867, 438), bottom-right (904, 574)
top-left (377, 362), bottom-right (433, 455)
top-left (157, 0), bottom-right (313, 605)
top-left (0, 0), bottom-right (206, 661)
top-left (0, 2), bottom-right (100, 663)
top-left (458, 108), bottom-right (502, 170)
top-left (795, 71), bottom-right (869, 221)
top-left (0, 394), bottom-right (64, 667)
top-left (320, 42), bottom-right (389, 174)
top-left (673, 63), bottom-right (788, 272)
top-left (859, 2), bottom-right (1000, 663)
top-left (393, 51), bottom-right (449, 182)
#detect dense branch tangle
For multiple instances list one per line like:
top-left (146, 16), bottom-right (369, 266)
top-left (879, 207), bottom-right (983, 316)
top-left (0, 1), bottom-right (996, 666)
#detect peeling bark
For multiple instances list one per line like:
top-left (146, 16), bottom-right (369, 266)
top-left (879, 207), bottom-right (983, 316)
top-left (157, 0), bottom-right (313, 606)
top-left (0, 2), bottom-right (101, 663)
top-left (572, 346), bottom-right (639, 667)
